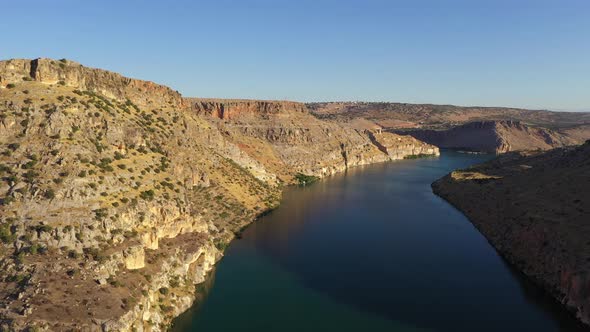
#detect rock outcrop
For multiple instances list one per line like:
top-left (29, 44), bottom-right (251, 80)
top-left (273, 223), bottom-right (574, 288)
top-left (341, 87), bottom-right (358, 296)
top-left (432, 141), bottom-right (590, 327)
top-left (0, 58), bottom-right (439, 331)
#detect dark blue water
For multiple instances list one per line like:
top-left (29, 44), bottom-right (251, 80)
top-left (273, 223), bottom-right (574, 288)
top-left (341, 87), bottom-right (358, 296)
top-left (173, 151), bottom-right (584, 332)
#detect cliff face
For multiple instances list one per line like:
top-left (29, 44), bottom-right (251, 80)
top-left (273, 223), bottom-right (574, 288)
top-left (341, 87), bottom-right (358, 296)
top-left (402, 120), bottom-right (581, 154)
top-left (432, 142), bottom-right (590, 327)
top-left (0, 59), bottom-right (438, 331)
top-left (189, 98), bottom-right (439, 181)
top-left (0, 58), bottom-right (184, 109)
top-left (193, 98), bottom-right (307, 120)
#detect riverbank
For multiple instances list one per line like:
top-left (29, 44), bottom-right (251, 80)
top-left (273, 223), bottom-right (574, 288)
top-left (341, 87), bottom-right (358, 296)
top-left (432, 143), bottom-right (590, 328)
top-left (172, 151), bottom-right (584, 332)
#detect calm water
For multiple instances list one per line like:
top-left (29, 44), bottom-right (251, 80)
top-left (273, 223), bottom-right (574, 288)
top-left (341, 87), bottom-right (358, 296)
top-left (173, 151), bottom-right (584, 332)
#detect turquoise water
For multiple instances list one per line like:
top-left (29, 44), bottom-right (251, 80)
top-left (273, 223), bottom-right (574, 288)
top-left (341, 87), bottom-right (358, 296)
top-left (172, 151), bottom-right (584, 332)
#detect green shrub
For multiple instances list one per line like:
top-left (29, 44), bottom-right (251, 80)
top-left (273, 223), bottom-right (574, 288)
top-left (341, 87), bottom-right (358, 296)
top-left (35, 225), bottom-right (53, 233)
top-left (139, 190), bottom-right (155, 201)
top-left (403, 154), bottom-right (435, 160)
top-left (68, 250), bottom-right (80, 259)
top-left (22, 170), bottom-right (40, 183)
top-left (28, 244), bottom-right (40, 255)
top-left (294, 173), bottom-right (319, 185)
top-left (93, 208), bottom-right (108, 220)
top-left (6, 83), bottom-right (16, 89)
top-left (0, 223), bottom-right (15, 243)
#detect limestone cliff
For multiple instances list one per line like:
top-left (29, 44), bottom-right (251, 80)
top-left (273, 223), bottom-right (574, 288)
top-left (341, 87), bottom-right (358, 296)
top-left (432, 142), bottom-right (590, 327)
top-left (0, 58), bottom-right (438, 331)
top-left (190, 98), bottom-right (439, 182)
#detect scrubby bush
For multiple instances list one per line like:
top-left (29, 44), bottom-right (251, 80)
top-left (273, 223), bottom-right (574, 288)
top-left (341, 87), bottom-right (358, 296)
top-left (44, 189), bottom-right (55, 199)
top-left (139, 190), bottom-right (155, 201)
top-left (0, 223), bottom-right (15, 243)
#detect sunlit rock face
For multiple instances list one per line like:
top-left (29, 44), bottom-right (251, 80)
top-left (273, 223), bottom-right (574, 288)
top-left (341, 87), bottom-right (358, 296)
top-left (0, 58), bottom-right (438, 331)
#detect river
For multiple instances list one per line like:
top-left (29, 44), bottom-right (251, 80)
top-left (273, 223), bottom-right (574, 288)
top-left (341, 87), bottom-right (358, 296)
top-left (172, 151), bottom-right (584, 332)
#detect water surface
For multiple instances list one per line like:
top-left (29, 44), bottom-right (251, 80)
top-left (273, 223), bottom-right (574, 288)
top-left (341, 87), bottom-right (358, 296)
top-left (173, 151), bottom-right (583, 332)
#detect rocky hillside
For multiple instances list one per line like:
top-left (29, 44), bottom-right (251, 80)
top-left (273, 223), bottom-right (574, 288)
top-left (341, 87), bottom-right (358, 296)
top-left (188, 98), bottom-right (439, 182)
top-left (0, 58), bottom-right (438, 331)
top-left (310, 102), bottom-right (590, 153)
top-left (401, 120), bottom-right (581, 154)
top-left (432, 141), bottom-right (590, 327)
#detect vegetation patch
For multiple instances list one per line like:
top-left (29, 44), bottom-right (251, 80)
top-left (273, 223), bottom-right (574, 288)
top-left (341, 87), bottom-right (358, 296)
top-left (294, 173), bottom-right (319, 186)
top-left (403, 153), bottom-right (436, 160)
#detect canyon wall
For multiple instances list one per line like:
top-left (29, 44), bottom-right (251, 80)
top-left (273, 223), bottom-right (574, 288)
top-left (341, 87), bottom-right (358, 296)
top-left (189, 98), bottom-right (439, 181)
top-left (0, 59), bottom-right (438, 331)
top-left (432, 142), bottom-right (590, 327)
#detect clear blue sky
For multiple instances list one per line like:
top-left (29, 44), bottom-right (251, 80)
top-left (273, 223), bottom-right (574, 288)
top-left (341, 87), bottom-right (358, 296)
top-left (2, 0), bottom-right (589, 110)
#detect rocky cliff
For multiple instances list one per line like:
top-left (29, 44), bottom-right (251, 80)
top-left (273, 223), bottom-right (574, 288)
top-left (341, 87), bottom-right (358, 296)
top-left (401, 120), bottom-right (582, 154)
top-left (189, 98), bottom-right (439, 181)
top-left (432, 141), bottom-right (590, 327)
top-left (0, 58), bottom-right (438, 331)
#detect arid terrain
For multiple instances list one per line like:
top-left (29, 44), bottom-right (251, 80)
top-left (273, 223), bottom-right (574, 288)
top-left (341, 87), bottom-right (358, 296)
top-left (1, 58), bottom-right (589, 331)
top-left (0, 58), bottom-right (438, 331)
top-left (433, 142), bottom-right (590, 326)
top-left (309, 102), bottom-right (590, 153)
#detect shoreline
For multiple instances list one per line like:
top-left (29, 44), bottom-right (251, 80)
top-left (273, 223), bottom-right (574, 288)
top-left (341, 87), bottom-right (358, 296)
top-left (431, 162), bottom-right (590, 330)
top-left (163, 153), bottom-right (444, 330)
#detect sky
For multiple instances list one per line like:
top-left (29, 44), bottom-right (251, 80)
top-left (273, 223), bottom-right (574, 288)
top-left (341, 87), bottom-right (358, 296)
top-left (1, 0), bottom-right (589, 111)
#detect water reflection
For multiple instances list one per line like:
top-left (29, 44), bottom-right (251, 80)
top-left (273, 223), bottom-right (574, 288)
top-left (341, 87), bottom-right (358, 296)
top-left (173, 152), bottom-right (584, 332)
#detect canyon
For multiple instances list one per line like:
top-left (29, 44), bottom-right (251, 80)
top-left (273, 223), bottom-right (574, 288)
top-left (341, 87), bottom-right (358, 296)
top-left (1, 58), bottom-right (589, 331)
top-left (0, 59), bottom-right (438, 331)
